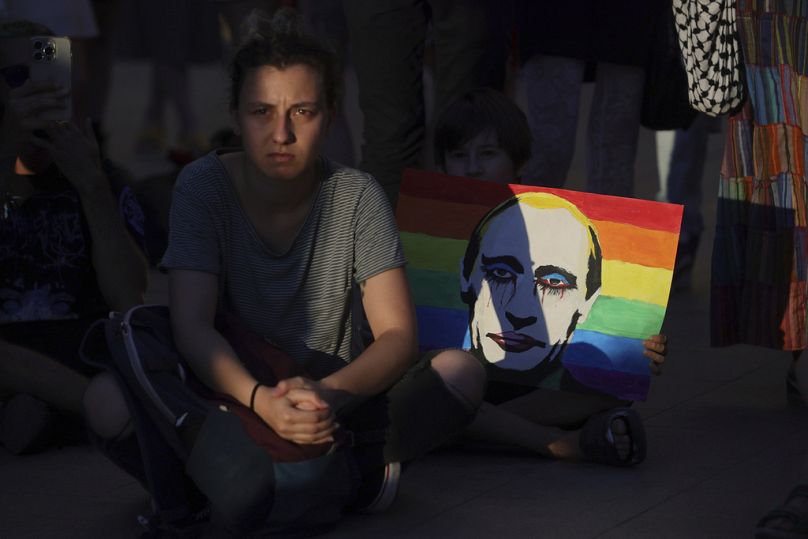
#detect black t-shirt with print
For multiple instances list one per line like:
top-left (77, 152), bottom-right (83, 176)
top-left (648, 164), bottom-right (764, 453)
top-left (0, 163), bottom-right (145, 371)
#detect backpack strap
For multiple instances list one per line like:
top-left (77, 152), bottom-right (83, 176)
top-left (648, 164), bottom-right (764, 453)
top-left (117, 305), bottom-right (182, 427)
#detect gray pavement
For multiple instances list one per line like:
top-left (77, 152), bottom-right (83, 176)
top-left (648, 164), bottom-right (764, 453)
top-left (1, 61), bottom-right (806, 539)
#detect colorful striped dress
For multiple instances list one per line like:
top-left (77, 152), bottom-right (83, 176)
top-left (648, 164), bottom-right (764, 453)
top-left (711, 0), bottom-right (808, 350)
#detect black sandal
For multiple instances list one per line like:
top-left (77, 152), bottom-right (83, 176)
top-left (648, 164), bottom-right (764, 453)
top-left (755, 484), bottom-right (808, 538)
top-left (578, 407), bottom-right (646, 467)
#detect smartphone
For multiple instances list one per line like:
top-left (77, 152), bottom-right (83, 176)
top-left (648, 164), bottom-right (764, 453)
top-left (28, 36), bottom-right (71, 121)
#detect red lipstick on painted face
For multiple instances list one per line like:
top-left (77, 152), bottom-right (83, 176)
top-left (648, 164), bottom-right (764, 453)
top-left (486, 331), bottom-right (547, 353)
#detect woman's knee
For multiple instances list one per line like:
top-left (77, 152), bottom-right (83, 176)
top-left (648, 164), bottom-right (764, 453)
top-left (430, 349), bottom-right (486, 411)
top-left (83, 372), bottom-right (133, 440)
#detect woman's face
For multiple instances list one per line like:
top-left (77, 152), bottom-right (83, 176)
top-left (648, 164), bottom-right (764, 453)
top-left (443, 129), bottom-right (517, 184)
top-left (234, 63), bottom-right (330, 183)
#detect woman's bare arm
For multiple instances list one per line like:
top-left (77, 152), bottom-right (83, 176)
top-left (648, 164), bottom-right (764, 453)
top-left (324, 266), bottom-right (417, 394)
top-left (169, 269), bottom-right (335, 444)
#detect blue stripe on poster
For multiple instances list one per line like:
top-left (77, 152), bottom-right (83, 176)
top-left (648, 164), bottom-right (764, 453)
top-left (563, 330), bottom-right (650, 400)
top-left (416, 305), bottom-right (468, 351)
top-left (565, 329), bottom-right (648, 375)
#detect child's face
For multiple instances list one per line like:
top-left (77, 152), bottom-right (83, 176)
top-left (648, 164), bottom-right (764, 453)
top-left (443, 129), bottom-right (517, 184)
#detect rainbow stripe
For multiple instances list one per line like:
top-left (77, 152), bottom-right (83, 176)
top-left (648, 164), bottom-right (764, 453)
top-left (397, 170), bottom-right (683, 401)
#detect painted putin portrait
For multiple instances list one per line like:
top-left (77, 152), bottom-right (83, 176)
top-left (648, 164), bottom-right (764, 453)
top-left (461, 192), bottom-right (603, 374)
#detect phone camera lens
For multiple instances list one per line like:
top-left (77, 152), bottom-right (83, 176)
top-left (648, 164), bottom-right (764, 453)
top-left (33, 52), bottom-right (43, 61)
top-left (44, 46), bottom-right (54, 55)
top-left (33, 40), bottom-right (43, 50)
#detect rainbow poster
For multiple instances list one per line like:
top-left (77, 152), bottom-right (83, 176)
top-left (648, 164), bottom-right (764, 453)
top-left (397, 169), bottom-right (683, 401)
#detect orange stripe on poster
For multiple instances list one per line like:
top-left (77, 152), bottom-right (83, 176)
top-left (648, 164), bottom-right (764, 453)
top-left (593, 221), bottom-right (678, 270)
top-left (398, 194), bottom-right (679, 269)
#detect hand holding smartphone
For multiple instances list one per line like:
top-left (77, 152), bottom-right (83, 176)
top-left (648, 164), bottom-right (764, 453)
top-left (0, 35), bottom-right (71, 122)
top-left (28, 36), bottom-right (71, 121)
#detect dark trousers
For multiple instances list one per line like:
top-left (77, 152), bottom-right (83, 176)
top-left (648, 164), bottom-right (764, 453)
top-left (667, 113), bottom-right (720, 238)
top-left (343, 0), bottom-right (506, 205)
top-left (95, 351), bottom-right (476, 517)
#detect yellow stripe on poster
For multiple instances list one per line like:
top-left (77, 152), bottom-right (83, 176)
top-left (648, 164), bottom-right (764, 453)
top-left (601, 260), bottom-right (672, 307)
top-left (402, 233), bottom-right (674, 306)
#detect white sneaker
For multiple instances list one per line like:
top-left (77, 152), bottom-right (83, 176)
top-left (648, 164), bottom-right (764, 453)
top-left (358, 461), bottom-right (401, 514)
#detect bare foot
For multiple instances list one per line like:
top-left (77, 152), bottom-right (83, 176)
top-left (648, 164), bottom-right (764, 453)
top-left (547, 429), bottom-right (582, 459)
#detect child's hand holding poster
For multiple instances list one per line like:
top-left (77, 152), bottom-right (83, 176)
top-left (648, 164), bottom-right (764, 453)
top-left (397, 169), bottom-right (683, 401)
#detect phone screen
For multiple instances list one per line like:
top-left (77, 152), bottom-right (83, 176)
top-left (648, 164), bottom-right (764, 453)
top-left (0, 64), bottom-right (29, 89)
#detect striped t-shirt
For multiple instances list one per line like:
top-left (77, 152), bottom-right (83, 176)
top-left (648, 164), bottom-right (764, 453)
top-left (161, 151), bottom-right (405, 378)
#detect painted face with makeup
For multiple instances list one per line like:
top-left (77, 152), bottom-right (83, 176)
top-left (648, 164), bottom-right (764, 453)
top-left (461, 197), bottom-right (601, 370)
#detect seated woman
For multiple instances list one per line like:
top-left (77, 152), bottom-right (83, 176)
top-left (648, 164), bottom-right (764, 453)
top-left (0, 20), bottom-right (148, 454)
top-left (83, 8), bottom-right (485, 530)
top-left (434, 88), bottom-right (667, 465)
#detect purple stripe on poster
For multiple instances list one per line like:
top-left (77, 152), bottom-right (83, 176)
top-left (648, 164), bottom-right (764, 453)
top-left (562, 364), bottom-right (651, 402)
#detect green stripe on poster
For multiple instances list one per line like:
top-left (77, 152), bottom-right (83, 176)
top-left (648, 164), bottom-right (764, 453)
top-left (407, 267), bottom-right (467, 310)
top-left (578, 296), bottom-right (665, 338)
top-left (401, 232), bottom-right (468, 273)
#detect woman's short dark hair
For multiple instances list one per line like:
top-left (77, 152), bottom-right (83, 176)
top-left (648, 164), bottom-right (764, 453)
top-left (229, 9), bottom-right (341, 111)
top-left (434, 88), bottom-right (532, 172)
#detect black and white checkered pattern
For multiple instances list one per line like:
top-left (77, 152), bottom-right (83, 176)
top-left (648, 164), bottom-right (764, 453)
top-left (672, 0), bottom-right (745, 116)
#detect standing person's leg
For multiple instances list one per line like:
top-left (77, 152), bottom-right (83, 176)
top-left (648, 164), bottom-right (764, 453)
top-left (343, 0), bottom-right (428, 205)
top-left (137, 61), bottom-right (167, 154)
top-left (426, 0), bottom-right (506, 170)
top-left (429, 0), bottom-right (505, 119)
top-left (520, 55), bottom-right (585, 188)
top-left (667, 113), bottom-right (713, 287)
top-left (299, 0), bottom-right (356, 166)
top-left (586, 62), bottom-right (644, 197)
top-left (139, 62), bottom-right (199, 155)
top-left (158, 61), bottom-right (202, 153)
top-left (72, 0), bottom-right (122, 143)
top-left (668, 113), bottom-right (711, 239)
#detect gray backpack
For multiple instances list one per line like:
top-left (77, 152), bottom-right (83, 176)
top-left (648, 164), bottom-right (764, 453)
top-left (80, 304), bottom-right (382, 536)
